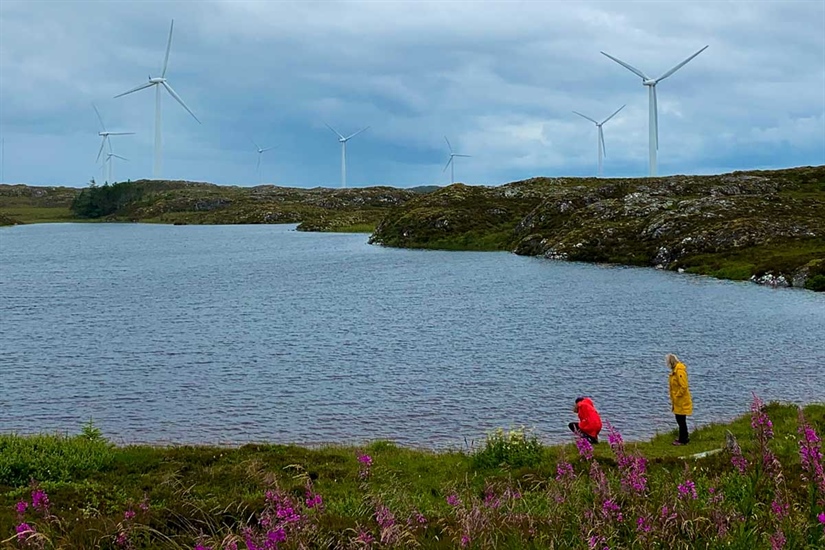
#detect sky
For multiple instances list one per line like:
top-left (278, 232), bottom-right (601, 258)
top-left (1, 0), bottom-right (824, 189)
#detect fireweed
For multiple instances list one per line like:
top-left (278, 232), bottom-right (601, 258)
top-left (4, 397), bottom-right (825, 549)
top-left (607, 425), bottom-right (648, 495)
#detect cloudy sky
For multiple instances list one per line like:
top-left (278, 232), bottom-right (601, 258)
top-left (1, 0), bottom-right (823, 188)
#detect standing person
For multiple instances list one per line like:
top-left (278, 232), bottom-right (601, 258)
top-left (667, 353), bottom-right (693, 445)
top-left (568, 396), bottom-right (602, 444)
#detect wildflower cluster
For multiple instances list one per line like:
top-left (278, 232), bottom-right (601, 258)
top-left (4, 396), bottom-right (825, 549)
top-left (607, 424), bottom-right (647, 494)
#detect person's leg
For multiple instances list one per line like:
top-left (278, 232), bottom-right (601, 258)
top-left (568, 422), bottom-right (580, 434)
top-left (586, 433), bottom-right (599, 445)
top-left (675, 414), bottom-right (689, 444)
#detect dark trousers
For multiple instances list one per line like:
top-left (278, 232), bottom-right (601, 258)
top-left (569, 422), bottom-right (599, 444)
top-left (675, 414), bottom-right (689, 444)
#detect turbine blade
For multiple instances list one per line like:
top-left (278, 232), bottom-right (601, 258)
top-left (162, 81), bottom-right (201, 123)
top-left (324, 122), bottom-right (345, 140)
top-left (107, 132), bottom-right (136, 136)
top-left (345, 126), bottom-right (370, 140)
top-left (249, 136), bottom-right (261, 150)
top-left (444, 136), bottom-right (453, 153)
top-left (653, 86), bottom-right (659, 150)
top-left (599, 126), bottom-right (606, 158)
top-left (572, 110), bottom-right (599, 124)
top-left (92, 103), bottom-right (106, 131)
top-left (601, 104), bottom-right (626, 125)
top-left (656, 45), bottom-right (708, 82)
top-left (256, 154), bottom-right (261, 170)
top-left (114, 81), bottom-right (154, 98)
top-left (162, 20), bottom-right (174, 77)
top-left (600, 51), bottom-right (649, 80)
top-left (111, 154), bottom-right (129, 161)
top-left (261, 146), bottom-right (276, 152)
top-left (443, 157), bottom-right (453, 172)
top-left (454, 154), bottom-right (471, 158)
top-left (96, 138), bottom-right (106, 163)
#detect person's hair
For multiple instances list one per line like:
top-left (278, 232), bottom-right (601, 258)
top-left (575, 396), bottom-right (586, 404)
top-left (666, 353), bottom-right (680, 368)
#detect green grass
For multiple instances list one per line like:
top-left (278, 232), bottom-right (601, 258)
top-left (0, 206), bottom-right (75, 223)
top-left (2, 403), bottom-right (823, 548)
top-left (325, 223), bottom-right (376, 233)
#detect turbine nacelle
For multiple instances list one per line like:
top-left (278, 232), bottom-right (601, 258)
top-left (149, 77), bottom-right (167, 84)
top-left (643, 79), bottom-right (657, 86)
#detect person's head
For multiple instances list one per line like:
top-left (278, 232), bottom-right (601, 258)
top-left (666, 354), bottom-right (680, 369)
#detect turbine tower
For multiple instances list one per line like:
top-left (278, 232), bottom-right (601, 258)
top-left (251, 138), bottom-right (275, 184)
top-left (93, 104), bottom-right (134, 183)
top-left (325, 123), bottom-right (369, 188)
top-left (115, 19), bottom-right (201, 179)
top-left (601, 45), bottom-right (708, 176)
top-left (572, 104), bottom-right (625, 177)
top-left (443, 136), bottom-right (470, 184)
top-left (104, 152), bottom-right (129, 185)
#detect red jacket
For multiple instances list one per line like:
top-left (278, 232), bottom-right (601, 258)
top-left (576, 398), bottom-right (602, 438)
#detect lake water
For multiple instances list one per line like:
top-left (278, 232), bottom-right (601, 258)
top-left (1, 223), bottom-right (823, 448)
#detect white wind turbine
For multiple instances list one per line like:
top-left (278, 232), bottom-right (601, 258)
top-left (325, 123), bottom-right (369, 188)
top-left (601, 45), bottom-right (708, 176)
top-left (251, 139), bottom-right (275, 184)
top-left (93, 104), bottom-right (134, 183)
top-left (115, 19), bottom-right (201, 179)
top-left (104, 152), bottom-right (129, 185)
top-left (443, 136), bottom-right (470, 184)
top-left (572, 104), bottom-right (625, 177)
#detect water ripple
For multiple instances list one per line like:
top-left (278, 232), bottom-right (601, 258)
top-left (0, 223), bottom-right (823, 448)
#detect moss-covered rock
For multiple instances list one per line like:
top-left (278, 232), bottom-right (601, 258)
top-left (370, 166), bottom-right (825, 290)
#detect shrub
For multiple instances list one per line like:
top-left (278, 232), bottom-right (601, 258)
top-left (0, 428), bottom-right (115, 486)
top-left (472, 427), bottom-right (543, 469)
top-left (805, 274), bottom-right (825, 292)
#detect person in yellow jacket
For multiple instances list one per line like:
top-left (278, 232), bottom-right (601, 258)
top-left (667, 353), bottom-right (693, 445)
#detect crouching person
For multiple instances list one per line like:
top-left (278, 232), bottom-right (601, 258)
top-left (569, 396), bottom-right (602, 444)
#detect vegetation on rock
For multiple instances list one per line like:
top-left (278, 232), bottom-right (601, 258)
top-left (370, 166), bottom-right (825, 290)
top-left (3, 167), bottom-right (824, 289)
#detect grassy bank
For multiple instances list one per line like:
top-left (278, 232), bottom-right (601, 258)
top-left (2, 399), bottom-right (824, 548)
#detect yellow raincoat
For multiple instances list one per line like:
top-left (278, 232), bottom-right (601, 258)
top-left (669, 362), bottom-right (693, 415)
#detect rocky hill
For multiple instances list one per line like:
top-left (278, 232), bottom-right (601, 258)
top-left (369, 166), bottom-right (825, 291)
top-left (0, 180), bottom-right (424, 231)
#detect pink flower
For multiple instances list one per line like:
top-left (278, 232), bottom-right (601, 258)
top-left (15, 501), bottom-right (28, 516)
top-left (677, 480), bottom-right (697, 500)
top-left (31, 488), bottom-right (49, 511)
top-left (576, 437), bottom-right (594, 460)
top-left (124, 509), bottom-right (136, 520)
top-left (16, 522), bottom-right (33, 541)
top-left (446, 494), bottom-right (461, 507)
top-left (357, 454), bottom-right (373, 466)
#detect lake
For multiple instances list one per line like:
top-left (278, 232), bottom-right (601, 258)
top-left (1, 223), bottom-right (823, 448)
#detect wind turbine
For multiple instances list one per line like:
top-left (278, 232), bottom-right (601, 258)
top-left (250, 139), bottom-right (275, 184)
top-left (104, 152), bottom-right (129, 185)
top-left (443, 136), bottom-right (470, 184)
top-left (601, 45), bottom-right (708, 176)
top-left (93, 104), bottom-right (133, 183)
top-left (572, 104), bottom-right (625, 177)
top-left (325, 123), bottom-right (369, 188)
top-left (114, 19), bottom-right (201, 179)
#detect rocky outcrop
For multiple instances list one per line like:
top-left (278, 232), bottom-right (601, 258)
top-left (370, 166), bottom-right (825, 290)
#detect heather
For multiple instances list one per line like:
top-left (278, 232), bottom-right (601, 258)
top-left (2, 400), bottom-right (824, 549)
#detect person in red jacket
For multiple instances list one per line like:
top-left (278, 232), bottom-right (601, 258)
top-left (569, 396), bottom-right (602, 444)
